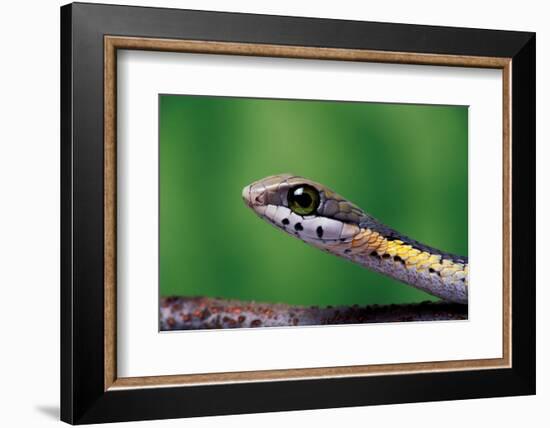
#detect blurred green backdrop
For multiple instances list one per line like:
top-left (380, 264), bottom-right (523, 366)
top-left (159, 95), bottom-right (468, 306)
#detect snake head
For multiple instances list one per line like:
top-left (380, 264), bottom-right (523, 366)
top-left (242, 174), bottom-right (364, 244)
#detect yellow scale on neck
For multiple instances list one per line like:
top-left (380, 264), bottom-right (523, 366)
top-left (330, 228), bottom-right (468, 284)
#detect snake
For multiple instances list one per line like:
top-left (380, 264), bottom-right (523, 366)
top-left (242, 174), bottom-right (468, 304)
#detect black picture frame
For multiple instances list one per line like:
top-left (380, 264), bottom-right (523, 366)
top-left (61, 2), bottom-right (535, 424)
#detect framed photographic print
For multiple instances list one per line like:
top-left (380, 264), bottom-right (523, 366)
top-left (60, 2), bottom-right (535, 424)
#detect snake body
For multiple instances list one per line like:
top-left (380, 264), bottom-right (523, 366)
top-left (242, 174), bottom-right (468, 304)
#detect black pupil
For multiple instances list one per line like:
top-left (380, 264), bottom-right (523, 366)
top-left (288, 185), bottom-right (319, 215)
top-left (294, 191), bottom-right (312, 208)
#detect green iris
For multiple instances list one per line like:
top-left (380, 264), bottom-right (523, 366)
top-left (288, 185), bottom-right (320, 215)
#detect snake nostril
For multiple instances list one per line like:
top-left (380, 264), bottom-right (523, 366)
top-left (254, 194), bottom-right (265, 205)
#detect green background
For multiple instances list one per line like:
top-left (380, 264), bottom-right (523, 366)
top-left (159, 95), bottom-right (468, 306)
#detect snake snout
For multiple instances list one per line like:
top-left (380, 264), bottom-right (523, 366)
top-left (242, 184), bottom-right (267, 209)
top-left (241, 185), bottom-right (251, 206)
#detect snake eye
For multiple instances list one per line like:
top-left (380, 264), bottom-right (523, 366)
top-left (288, 185), bottom-right (320, 215)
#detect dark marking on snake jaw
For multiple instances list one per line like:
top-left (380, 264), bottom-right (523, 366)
top-left (394, 255), bottom-right (404, 264)
top-left (316, 226), bottom-right (323, 238)
top-left (344, 249), bottom-right (351, 254)
top-left (382, 253), bottom-right (391, 259)
top-left (294, 223), bottom-right (303, 231)
top-left (282, 218), bottom-right (289, 225)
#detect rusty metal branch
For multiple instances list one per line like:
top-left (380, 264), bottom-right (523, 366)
top-left (160, 297), bottom-right (467, 330)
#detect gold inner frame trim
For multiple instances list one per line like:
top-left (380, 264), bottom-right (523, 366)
top-left (104, 35), bottom-right (512, 391)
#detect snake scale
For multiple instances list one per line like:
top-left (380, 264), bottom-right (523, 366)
top-left (242, 174), bottom-right (468, 304)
